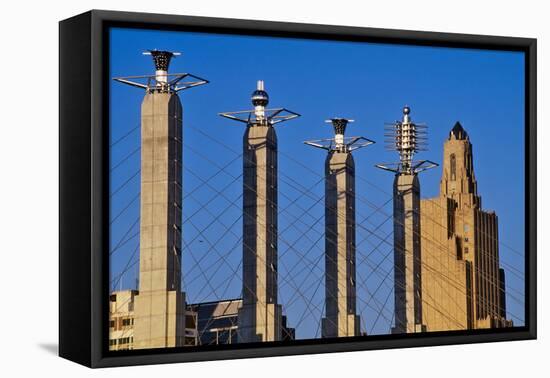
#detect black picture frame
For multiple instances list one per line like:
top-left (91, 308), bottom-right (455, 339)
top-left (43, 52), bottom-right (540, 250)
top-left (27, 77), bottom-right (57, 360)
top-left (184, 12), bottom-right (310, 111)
top-left (59, 9), bottom-right (537, 368)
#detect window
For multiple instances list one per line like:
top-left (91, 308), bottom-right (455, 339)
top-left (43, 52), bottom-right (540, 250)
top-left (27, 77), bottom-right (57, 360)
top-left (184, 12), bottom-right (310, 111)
top-left (186, 314), bottom-right (196, 329)
top-left (122, 318), bottom-right (133, 327)
top-left (464, 247), bottom-right (469, 254)
top-left (109, 339), bottom-right (117, 346)
top-left (450, 154), bottom-right (456, 181)
top-left (109, 320), bottom-right (115, 328)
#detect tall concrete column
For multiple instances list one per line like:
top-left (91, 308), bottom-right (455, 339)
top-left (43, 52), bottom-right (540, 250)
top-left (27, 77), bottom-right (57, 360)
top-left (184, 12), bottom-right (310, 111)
top-left (238, 123), bottom-right (283, 342)
top-left (133, 91), bottom-right (187, 349)
top-left (305, 118), bottom-right (373, 338)
top-left (376, 106), bottom-right (436, 334)
top-left (114, 50), bottom-right (208, 349)
top-left (220, 81), bottom-right (299, 343)
top-left (392, 174), bottom-right (425, 333)
top-left (322, 151), bottom-right (361, 337)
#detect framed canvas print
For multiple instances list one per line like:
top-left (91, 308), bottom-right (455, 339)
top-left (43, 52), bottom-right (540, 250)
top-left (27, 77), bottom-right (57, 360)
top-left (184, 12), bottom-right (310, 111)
top-left (59, 10), bottom-right (536, 368)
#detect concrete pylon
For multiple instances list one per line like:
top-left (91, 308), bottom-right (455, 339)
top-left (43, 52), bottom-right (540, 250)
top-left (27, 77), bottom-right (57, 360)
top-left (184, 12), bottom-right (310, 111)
top-left (375, 106), bottom-right (436, 334)
top-left (114, 50), bottom-right (208, 349)
top-left (322, 151), bottom-right (361, 337)
top-left (239, 124), bottom-right (283, 342)
top-left (133, 91), bottom-right (187, 348)
top-left (392, 174), bottom-right (425, 333)
top-left (305, 118), bottom-right (374, 338)
top-left (220, 81), bottom-right (300, 343)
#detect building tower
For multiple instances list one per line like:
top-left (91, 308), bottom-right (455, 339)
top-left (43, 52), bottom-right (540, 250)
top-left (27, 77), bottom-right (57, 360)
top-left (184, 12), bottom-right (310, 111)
top-left (113, 50), bottom-right (208, 349)
top-left (376, 106), bottom-right (437, 334)
top-left (305, 118), bottom-right (374, 338)
top-left (220, 81), bottom-right (300, 343)
top-left (420, 122), bottom-right (512, 330)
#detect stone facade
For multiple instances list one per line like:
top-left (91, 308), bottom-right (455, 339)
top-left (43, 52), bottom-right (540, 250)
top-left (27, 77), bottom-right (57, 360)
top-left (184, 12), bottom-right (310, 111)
top-left (109, 290), bottom-right (138, 351)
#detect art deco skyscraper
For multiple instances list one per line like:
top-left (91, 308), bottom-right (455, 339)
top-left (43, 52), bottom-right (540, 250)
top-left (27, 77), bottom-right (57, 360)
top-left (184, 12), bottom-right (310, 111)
top-left (114, 50), bottom-right (207, 348)
top-left (220, 81), bottom-right (299, 342)
top-left (376, 106), bottom-right (437, 334)
top-left (305, 118), bottom-right (374, 337)
top-left (421, 122), bottom-right (512, 330)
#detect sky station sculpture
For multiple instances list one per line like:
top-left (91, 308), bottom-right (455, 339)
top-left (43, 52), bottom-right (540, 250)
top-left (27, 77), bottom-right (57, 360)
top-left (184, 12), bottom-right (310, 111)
top-left (113, 50), bottom-right (208, 349)
top-left (108, 51), bottom-right (513, 349)
top-left (219, 81), bottom-right (300, 342)
top-left (305, 118), bottom-right (374, 337)
top-left (376, 106), bottom-right (437, 334)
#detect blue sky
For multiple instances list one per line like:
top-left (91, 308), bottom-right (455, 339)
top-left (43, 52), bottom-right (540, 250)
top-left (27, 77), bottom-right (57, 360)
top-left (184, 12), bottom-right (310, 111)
top-left (109, 27), bottom-right (525, 338)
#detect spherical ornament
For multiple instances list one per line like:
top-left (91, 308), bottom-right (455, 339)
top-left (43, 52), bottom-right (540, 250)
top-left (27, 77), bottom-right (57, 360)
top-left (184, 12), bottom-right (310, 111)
top-left (251, 89), bottom-right (269, 107)
top-left (403, 106), bottom-right (411, 115)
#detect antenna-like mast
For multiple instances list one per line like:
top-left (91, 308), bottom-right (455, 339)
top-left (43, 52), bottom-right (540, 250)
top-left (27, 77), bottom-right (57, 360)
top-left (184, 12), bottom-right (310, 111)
top-left (376, 106), bottom-right (437, 174)
top-left (113, 49), bottom-right (208, 93)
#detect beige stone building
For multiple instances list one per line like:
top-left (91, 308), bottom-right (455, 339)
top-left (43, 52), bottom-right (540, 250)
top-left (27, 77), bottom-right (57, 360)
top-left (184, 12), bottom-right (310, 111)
top-left (109, 290), bottom-right (138, 351)
top-left (420, 122), bottom-right (512, 331)
top-left (109, 290), bottom-right (198, 350)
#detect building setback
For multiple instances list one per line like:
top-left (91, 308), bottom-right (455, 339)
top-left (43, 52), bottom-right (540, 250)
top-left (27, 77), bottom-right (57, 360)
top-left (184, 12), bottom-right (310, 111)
top-left (420, 122), bottom-right (512, 330)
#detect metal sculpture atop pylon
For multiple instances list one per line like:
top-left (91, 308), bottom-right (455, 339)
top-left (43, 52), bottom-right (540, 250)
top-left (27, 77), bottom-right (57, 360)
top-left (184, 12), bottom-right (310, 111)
top-left (305, 118), bottom-right (374, 152)
top-left (113, 49), bottom-right (208, 93)
top-left (376, 106), bottom-right (437, 334)
top-left (219, 80), bottom-right (300, 126)
top-left (376, 106), bottom-right (437, 174)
